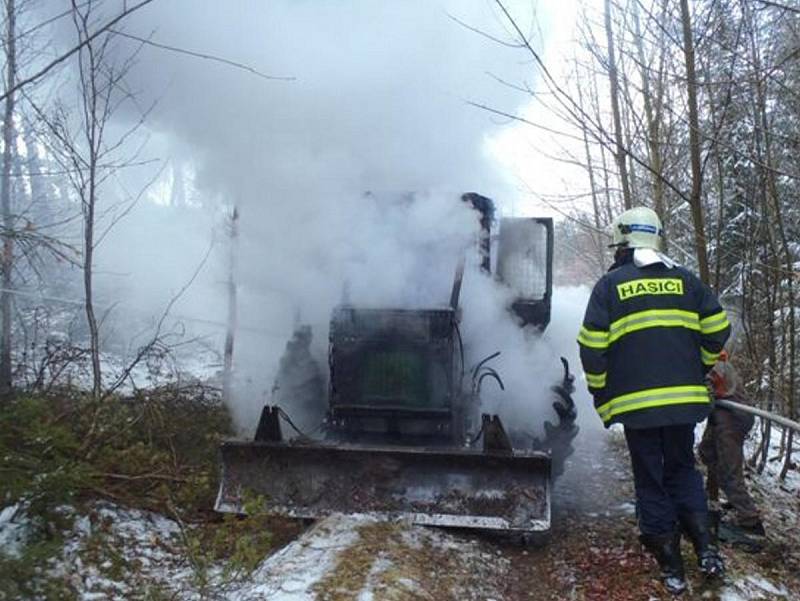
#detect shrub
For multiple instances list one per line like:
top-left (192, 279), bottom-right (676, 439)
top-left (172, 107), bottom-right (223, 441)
top-left (0, 384), bottom-right (237, 597)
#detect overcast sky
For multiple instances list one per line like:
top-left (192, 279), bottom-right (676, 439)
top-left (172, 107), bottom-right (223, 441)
top-left (488, 0), bottom-right (584, 218)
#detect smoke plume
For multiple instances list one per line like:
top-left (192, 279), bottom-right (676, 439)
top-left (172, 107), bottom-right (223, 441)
top-left (45, 1), bottom-right (593, 434)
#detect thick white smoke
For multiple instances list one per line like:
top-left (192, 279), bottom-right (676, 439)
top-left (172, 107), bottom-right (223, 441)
top-left (44, 1), bottom-right (597, 434)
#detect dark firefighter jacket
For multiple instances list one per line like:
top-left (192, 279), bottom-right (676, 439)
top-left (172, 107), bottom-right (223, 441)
top-left (578, 257), bottom-right (731, 429)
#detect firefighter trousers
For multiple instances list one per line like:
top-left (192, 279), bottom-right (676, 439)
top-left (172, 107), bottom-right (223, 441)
top-left (624, 424), bottom-right (708, 535)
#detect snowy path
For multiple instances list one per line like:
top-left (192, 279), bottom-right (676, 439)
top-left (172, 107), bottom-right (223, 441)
top-left (223, 513), bottom-right (512, 601)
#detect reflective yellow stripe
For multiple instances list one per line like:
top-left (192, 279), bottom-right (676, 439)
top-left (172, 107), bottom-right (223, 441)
top-left (701, 346), bottom-right (721, 366)
top-left (585, 371), bottom-right (607, 388)
top-left (608, 309), bottom-right (700, 343)
top-left (577, 325), bottom-right (609, 350)
top-left (596, 385), bottom-right (710, 423)
top-left (700, 310), bottom-right (730, 334)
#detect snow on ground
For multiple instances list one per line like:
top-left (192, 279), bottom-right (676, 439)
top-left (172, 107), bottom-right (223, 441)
top-left (0, 502), bottom-right (510, 600)
top-left (1, 419), bottom-right (797, 599)
top-left (0, 504), bottom-right (29, 559)
top-left (745, 421), bottom-right (800, 492)
top-left (93, 345), bottom-right (222, 395)
top-left (50, 503), bottom-right (192, 599)
top-left (226, 514), bottom-right (511, 600)
top-left (222, 514), bottom-right (364, 600)
top-left (720, 575), bottom-right (790, 600)
top-left (0, 501), bottom-right (202, 599)
top-left (14, 312), bottom-right (222, 396)
top-left (693, 421), bottom-right (798, 600)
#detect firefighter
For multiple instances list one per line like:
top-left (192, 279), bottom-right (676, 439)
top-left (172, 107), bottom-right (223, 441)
top-left (578, 206), bottom-right (730, 594)
top-left (699, 351), bottom-right (765, 548)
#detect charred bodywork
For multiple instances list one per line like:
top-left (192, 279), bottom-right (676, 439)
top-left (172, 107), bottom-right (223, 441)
top-left (326, 306), bottom-right (468, 444)
top-left (216, 200), bottom-right (576, 533)
top-left (217, 442), bottom-right (551, 531)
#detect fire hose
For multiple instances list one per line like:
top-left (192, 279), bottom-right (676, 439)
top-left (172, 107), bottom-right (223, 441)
top-left (715, 398), bottom-right (800, 433)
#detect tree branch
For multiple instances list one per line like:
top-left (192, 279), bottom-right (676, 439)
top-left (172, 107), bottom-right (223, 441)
top-left (0, 0), bottom-right (157, 103)
top-left (107, 29), bottom-right (296, 81)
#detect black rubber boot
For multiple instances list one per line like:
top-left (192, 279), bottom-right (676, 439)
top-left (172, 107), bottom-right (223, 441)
top-left (679, 512), bottom-right (725, 578)
top-left (640, 532), bottom-right (688, 595)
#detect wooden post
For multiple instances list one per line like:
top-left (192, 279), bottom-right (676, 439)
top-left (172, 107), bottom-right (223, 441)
top-left (222, 206), bottom-right (239, 406)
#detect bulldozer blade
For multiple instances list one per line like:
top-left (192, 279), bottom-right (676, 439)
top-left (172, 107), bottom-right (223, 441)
top-left (216, 440), bottom-right (551, 532)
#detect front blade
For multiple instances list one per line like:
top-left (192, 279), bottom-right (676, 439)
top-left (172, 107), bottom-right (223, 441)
top-left (216, 441), bottom-right (551, 532)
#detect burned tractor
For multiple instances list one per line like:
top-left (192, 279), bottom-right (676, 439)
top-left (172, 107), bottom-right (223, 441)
top-left (216, 195), bottom-right (577, 533)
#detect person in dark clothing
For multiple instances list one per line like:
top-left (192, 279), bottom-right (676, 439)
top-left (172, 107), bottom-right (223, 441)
top-left (700, 352), bottom-right (764, 548)
top-left (578, 206), bottom-right (730, 594)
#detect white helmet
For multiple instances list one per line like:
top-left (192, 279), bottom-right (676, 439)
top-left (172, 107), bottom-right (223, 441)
top-left (610, 206), bottom-right (663, 250)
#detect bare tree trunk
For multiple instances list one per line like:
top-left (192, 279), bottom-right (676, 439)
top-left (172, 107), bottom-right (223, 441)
top-left (621, 91), bottom-right (639, 207)
top-left (23, 129), bottom-right (47, 221)
top-left (85, 169), bottom-right (101, 399)
top-left (599, 141), bottom-right (615, 224)
top-left (758, 67), bottom-right (797, 483)
top-left (679, 0), bottom-right (710, 283)
top-left (575, 60), bottom-right (605, 277)
top-left (222, 206), bottom-right (239, 406)
top-left (604, 0), bottom-right (632, 210)
top-left (588, 60), bottom-right (617, 225)
top-left (632, 0), bottom-right (667, 243)
top-left (0, 0), bottom-right (16, 396)
top-left (756, 210), bottom-right (780, 473)
top-left (23, 3), bottom-right (153, 408)
top-left (739, 1), bottom-right (797, 476)
top-left (711, 153), bottom-right (726, 291)
top-left (759, 66), bottom-right (795, 486)
top-left (79, 13), bottom-right (103, 400)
